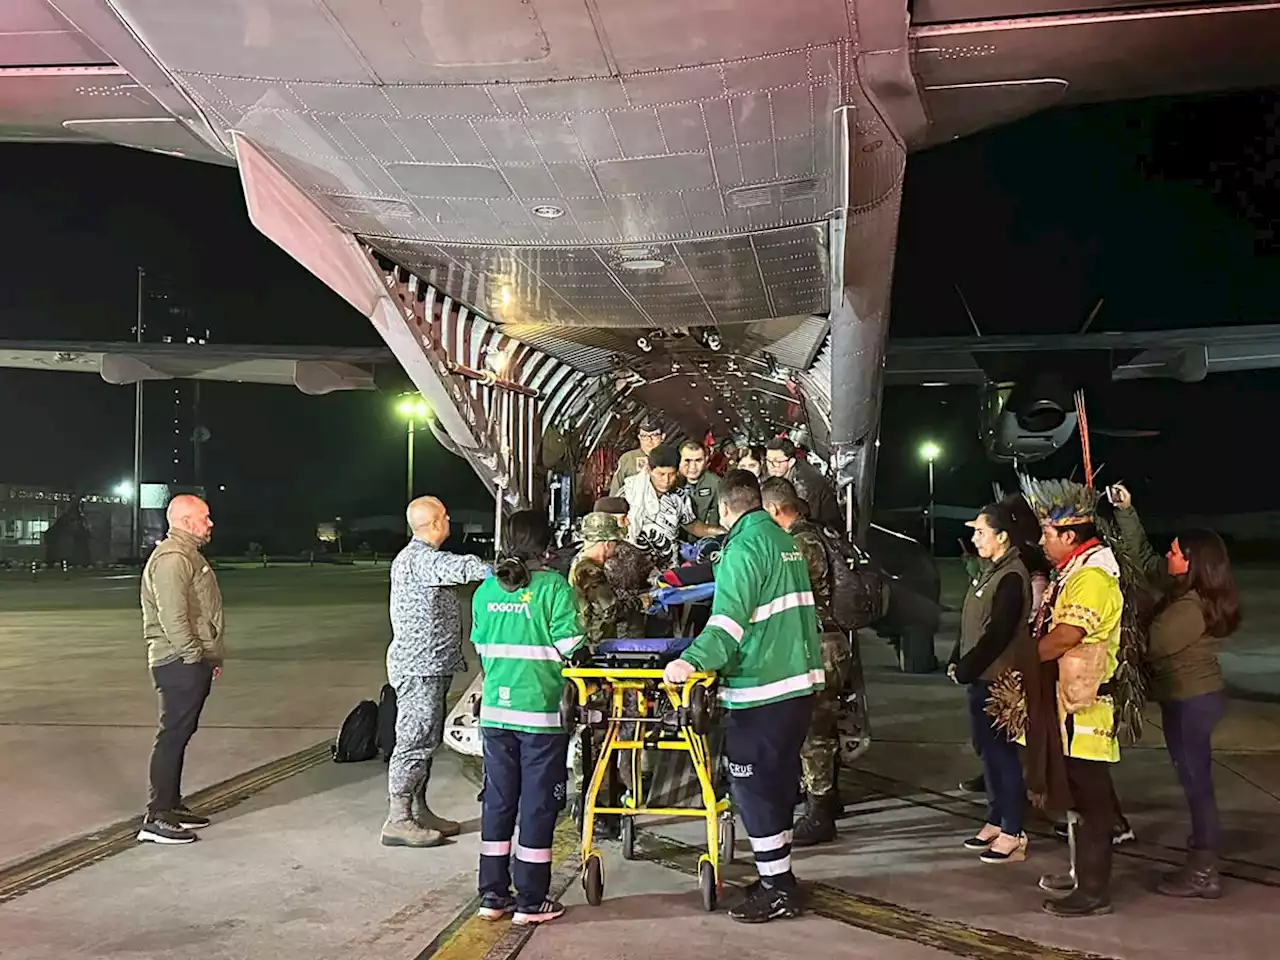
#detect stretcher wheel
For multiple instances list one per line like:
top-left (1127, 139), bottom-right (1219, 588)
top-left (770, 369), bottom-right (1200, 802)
top-left (698, 859), bottom-right (717, 912)
top-left (621, 816), bottom-right (636, 860)
top-left (718, 813), bottom-right (735, 865)
top-left (559, 680), bottom-right (578, 733)
top-left (583, 854), bottom-right (604, 906)
top-left (688, 684), bottom-right (710, 735)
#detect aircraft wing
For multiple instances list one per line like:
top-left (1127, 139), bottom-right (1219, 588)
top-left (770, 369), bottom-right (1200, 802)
top-left (0, 1), bottom-right (230, 163)
top-left (7, 322), bottom-right (1279, 394)
top-left (0, 340), bottom-right (394, 394)
top-left (884, 324), bottom-right (1280, 386)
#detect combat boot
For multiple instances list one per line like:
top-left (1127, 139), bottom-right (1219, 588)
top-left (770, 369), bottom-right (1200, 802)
top-left (792, 793), bottom-right (838, 847)
top-left (413, 782), bottom-right (461, 837)
top-left (1156, 849), bottom-right (1222, 899)
top-left (381, 796), bottom-right (445, 847)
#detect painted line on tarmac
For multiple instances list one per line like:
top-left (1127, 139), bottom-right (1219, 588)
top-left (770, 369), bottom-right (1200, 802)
top-left (0, 740), bottom-right (332, 904)
top-left (0, 680), bottom-right (482, 904)
top-left (411, 815), bottom-right (581, 960)
top-left (853, 769), bottom-right (1280, 889)
top-left (634, 833), bottom-right (1118, 960)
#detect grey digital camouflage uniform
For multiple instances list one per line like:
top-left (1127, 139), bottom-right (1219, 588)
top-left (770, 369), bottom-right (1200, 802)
top-left (386, 538), bottom-right (489, 798)
top-left (389, 675), bottom-right (454, 796)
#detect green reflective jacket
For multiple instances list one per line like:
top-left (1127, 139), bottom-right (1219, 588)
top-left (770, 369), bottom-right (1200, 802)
top-left (681, 510), bottom-right (823, 709)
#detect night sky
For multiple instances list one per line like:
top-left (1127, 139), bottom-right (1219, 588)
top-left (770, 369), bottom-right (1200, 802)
top-left (0, 89), bottom-right (1275, 549)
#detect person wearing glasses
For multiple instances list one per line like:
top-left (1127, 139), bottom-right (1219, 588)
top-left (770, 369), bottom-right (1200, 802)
top-left (609, 415), bottom-right (667, 496)
top-left (763, 437), bottom-right (842, 530)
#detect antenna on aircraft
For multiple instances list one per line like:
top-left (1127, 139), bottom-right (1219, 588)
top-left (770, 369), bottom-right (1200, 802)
top-left (954, 284), bottom-right (982, 337)
top-left (1079, 297), bottom-right (1105, 334)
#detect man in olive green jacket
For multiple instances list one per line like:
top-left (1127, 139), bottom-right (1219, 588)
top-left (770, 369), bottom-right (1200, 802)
top-left (608, 415), bottom-right (666, 496)
top-left (137, 494), bottom-right (224, 845)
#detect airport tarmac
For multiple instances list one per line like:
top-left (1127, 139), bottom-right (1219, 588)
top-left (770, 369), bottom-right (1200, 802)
top-left (1, 562), bottom-right (1278, 960)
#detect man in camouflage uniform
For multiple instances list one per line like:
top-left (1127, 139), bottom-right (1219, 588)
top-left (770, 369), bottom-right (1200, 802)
top-left (761, 477), bottom-right (851, 846)
top-left (383, 496), bottom-right (490, 848)
top-left (569, 512), bottom-right (647, 643)
top-left (566, 513), bottom-right (653, 836)
top-left (593, 496), bottom-right (631, 535)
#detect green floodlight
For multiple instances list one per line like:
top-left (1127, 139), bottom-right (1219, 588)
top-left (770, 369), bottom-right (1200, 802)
top-left (919, 441), bottom-right (941, 463)
top-left (397, 395), bottom-right (429, 420)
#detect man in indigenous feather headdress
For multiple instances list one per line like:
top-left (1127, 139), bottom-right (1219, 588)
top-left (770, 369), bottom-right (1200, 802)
top-left (1021, 476), bottom-right (1124, 918)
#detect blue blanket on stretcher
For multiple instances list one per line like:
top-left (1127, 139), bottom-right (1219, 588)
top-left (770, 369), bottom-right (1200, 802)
top-left (592, 636), bottom-right (694, 667)
top-left (648, 581), bottom-right (715, 612)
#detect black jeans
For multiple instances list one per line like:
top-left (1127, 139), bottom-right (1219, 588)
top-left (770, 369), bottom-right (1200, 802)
top-left (147, 660), bottom-right (214, 817)
top-left (1161, 692), bottom-right (1226, 854)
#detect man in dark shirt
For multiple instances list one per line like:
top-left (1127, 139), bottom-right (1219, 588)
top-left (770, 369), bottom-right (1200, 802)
top-left (764, 438), bottom-right (843, 531)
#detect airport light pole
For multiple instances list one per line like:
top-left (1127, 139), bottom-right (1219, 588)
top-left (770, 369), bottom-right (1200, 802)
top-left (919, 441), bottom-right (941, 556)
top-left (396, 394), bottom-right (429, 507)
top-left (132, 267), bottom-right (145, 559)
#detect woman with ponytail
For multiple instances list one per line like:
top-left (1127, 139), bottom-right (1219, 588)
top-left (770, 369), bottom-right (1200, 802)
top-left (471, 511), bottom-right (587, 926)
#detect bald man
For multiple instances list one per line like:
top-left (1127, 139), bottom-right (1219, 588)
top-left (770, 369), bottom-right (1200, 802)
top-left (383, 496), bottom-right (491, 848)
top-left (137, 495), bottom-right (223, 845)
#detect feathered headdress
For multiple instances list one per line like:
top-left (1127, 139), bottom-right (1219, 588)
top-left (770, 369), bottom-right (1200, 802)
top-left (1018, 475), bottom-right (1099, 527)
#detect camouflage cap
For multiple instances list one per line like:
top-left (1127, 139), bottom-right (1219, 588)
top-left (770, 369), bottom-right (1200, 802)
top-left (581, 511), bottom-right (626, 544)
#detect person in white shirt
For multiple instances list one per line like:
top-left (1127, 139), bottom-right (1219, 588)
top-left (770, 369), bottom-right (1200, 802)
top-left (621, 443), bottom-right (723, 567)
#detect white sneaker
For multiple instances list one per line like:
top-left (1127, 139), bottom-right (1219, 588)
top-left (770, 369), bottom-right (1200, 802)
top-left (513, 900), bottom-right (565, 925)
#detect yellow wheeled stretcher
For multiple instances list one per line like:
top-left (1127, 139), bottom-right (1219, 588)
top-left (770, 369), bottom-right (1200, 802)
top-left (560, 637), bottom-right (734, 911)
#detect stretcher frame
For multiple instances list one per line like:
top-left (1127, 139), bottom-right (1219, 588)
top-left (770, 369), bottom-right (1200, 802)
top-left (561, 665), bottom-right (733, 911)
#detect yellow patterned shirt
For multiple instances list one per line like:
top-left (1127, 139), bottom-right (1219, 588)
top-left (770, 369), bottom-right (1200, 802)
top-left (1053, 564), bottom-right (1122, 762)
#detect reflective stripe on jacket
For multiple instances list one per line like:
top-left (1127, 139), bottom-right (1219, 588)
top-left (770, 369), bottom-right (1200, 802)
top-left (681, 510), bottom-right (823, 709)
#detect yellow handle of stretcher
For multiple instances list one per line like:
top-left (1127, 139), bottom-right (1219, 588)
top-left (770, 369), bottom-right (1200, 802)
top-left (561, 666), bottom-right (715, 681)
top-left (561, 666), bottom-right (715, 708)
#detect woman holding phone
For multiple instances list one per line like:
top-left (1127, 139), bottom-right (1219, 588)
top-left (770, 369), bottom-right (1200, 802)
top-left (1111, 483), bottom-right (1239, 899)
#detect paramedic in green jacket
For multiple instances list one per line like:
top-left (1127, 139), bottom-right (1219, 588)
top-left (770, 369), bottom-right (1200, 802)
top-left (663, 470), bottom-right (824, 924)
top-left (471, 511), bottom-right (587, 927)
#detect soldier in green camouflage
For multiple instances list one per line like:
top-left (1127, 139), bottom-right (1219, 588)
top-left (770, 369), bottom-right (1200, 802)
top-left (566, 512), bottom-right (654, 838)
top-left (569, 512), bottom-right (651, 643)
top-left (761, 477), bottom-right (852, 846)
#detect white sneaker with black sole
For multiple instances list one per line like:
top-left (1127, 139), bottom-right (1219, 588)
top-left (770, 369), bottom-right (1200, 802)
top-left (137, 816), bottom-right (198, 844)
top-left (512, 900), bottom-right (565, 925)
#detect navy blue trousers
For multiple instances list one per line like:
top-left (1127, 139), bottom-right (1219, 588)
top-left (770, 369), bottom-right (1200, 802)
top-left (478, 728), bottom-right (569, 909)
top-left (1161, 692), bottom-right (1226, 854)
top-left (967, 680), bottom-right (1026, 835)
top-left (725, 694), bottom-right (814, 889)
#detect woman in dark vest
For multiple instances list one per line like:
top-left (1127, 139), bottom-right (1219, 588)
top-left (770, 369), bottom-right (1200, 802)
top-left (949, 500), bottom-right (1034, 863)
top-left (1111, 483), bottom-right (1239, 899)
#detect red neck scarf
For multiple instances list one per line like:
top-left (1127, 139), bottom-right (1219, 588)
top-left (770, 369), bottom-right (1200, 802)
top-left (1054, 536), bottom-right (1102, 572)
